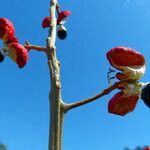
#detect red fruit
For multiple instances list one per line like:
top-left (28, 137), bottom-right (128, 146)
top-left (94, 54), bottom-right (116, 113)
top-left (42, 16), bottom-right (51, 28)
top-left (0, 18), bottom-right (17, 43)
top-left (42, 10), bottom-right (71, 28)
top-left (108, 91), bottom-right (139, 116)
top-left (57, 10), bottom-right (71, 24)
top-left (108, 81), bottom-right (142, 116)
top-left (107, 46), bottom-right (145, 81)
top-left (107, 46), bottom-right (145, 67)
top-left (8, 42), bottom-right (28, 68)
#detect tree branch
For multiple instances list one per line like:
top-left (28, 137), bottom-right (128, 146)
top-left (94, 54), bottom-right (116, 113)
top-left (24, 41), bottom-right (47, 52)
top-left (24, 45), bottom-right (47, 52)
top-left (63, 83), bottom-right (118, 112)
top-left (46, 0), bottom-right (65, 150)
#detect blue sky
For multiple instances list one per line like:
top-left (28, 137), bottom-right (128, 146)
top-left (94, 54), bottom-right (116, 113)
top-left (0, 0), bottom-right (150, 150)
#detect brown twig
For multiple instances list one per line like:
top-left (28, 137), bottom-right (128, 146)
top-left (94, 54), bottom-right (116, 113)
top-left (63, 82), bottom-right (119, 113)
top-left (24, 41), bottom-right (47, 52)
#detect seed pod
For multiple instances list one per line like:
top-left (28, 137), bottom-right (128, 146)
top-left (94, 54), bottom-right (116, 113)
top-left (108, 82), bottom-right (141, 116)
top-left (108, 92), bottom-right (139, 116)
top-left (42, 10), bottom-right (71, 29)
top-left (0, 18), bottom-right (17, 43)
top-left (8, 42), bottom-right (28, 68)
top-left (57, 25), bottom-right (67, 40)
top-left (107, 46), bottom-right (145, 81)
top-left (42, 16), bottom-right (51, 28)
top-left (57, 10), bottom-right (71, 24)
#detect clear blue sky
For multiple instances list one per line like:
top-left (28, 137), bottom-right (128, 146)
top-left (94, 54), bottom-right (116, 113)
top-left (0, 0), bottom-right (150, 150)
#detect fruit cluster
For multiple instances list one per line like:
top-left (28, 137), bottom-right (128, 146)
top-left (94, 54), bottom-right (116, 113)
top-left (0, 18), bottom-right (28, 68)
top-left (42, 10), bottom-right (71, 40)
top-left (106, 46), bottom-right (148, 116)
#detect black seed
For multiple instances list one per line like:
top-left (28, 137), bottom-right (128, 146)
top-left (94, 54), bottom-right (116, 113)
top-left (0, 52), bottom-right (4, 62)
top-left (141, 83), bottom-right (150, 108)
top-left (57, 29), bottom-right (67, 40)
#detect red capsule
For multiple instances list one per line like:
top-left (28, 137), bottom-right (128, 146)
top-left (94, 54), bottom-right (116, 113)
top-left (107, 46), bottom-right (145, 81)
top-left (107, 46), bottom-right (145, 67)
top-left (108, 81), bottom-right (142, 116)
top-left (0, 18), bottom-right (17, 43)
top-left (8, 42), bottom-right (28, 68)
top-left (108, 91), bottom-right (139, 116)
top-left (57, 10), bottom-right (71, 24)
top-left (42, 10), bottom-right (71, 28)
top-left (42, 16), bottom-right (51, 28)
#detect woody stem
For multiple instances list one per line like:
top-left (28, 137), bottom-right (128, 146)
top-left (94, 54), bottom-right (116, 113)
top-left (63, 83), bottom-right (118, 113)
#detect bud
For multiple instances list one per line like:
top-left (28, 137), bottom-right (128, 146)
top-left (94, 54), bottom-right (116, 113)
top-left (57, 25), bottom-right (67, 40)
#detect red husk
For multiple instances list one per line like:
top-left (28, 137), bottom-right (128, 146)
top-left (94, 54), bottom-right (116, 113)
top-left (57, 10), bottom-right (71, 24)
top-left (107, 46), bottom-right (145, 69)
top-left (42, 16), bottom-right (51, 28)
top-left (42, 10), bottom-right (71, 28)
top-left (8, 42), bottom-right (28, 68)
top-left (0, 18), bottom-right (17, 43)
top-left (108, 92), bottom-right (139, 116)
